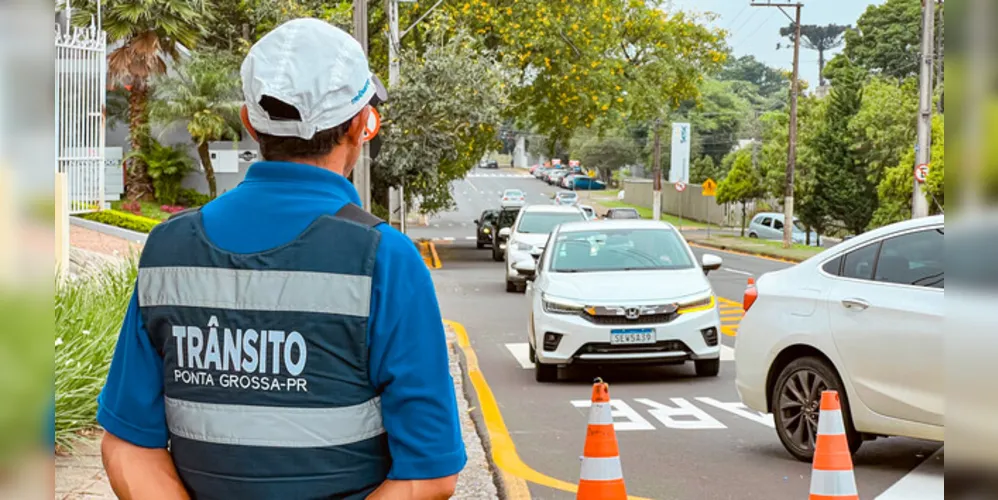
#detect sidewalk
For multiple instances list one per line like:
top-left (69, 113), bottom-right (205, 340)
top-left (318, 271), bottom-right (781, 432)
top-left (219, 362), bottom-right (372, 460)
top-left (58, 227), bottom-right (499, 499)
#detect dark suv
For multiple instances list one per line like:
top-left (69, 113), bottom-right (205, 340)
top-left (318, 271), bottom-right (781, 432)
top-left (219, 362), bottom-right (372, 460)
top-left (475, 209), bottom-right (499, 249)
top-left (604, 207), bottom-right (641, 220)
top-left (492, 206), bottom-right (522, 261)
top-left (485, 160), bottom-right (500, 169)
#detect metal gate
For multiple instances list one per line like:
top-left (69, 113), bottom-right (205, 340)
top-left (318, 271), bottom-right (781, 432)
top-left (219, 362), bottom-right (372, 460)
top-left (55, 17), bottom-right (106, 214)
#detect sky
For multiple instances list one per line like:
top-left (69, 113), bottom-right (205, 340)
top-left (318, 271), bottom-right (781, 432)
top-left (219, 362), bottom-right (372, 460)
top-left (670, 0), bottom-right (887, 88)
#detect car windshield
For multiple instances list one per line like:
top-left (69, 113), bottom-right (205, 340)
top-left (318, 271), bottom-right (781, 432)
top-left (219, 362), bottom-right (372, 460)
top-left (516, 211), bottom-right (585, 234)
top-left (504, 190), bottom-right (524, 197)
top-left (558, 193), bottom-right (578, 200)
top-left (610, 209), bottom-right (640, 219)
top-left (482, 211), bottom-right (497, 224)
top-left (550, 228), bottom-right (694, 272)
top-left (497, 208), bottom-right (521, 227)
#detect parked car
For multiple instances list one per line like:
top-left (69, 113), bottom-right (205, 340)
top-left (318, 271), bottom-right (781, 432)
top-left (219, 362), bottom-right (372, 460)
top-left (501, 189), bottom-right (527, 207)
top-left (484, 159), bottom-right (500, 169)
top-left (500, 204), bottom-right (587, 292)
top-left (735, 215), bottom-right (944, 462)
top-left (548, 170), bottom-right (570, 186)
top-left (534, 167), bottom-right (553, 179)
top-left (474, 209), bottom-right (499, 249)
top-left (747, 212), bottom-right (820, 246)
top-left (572, 176), bottom-right (607, 191)
top-left (515, 219), bottom-right (724, 382)
top-left (604, 207), bottom-right (641, 220)
top-left (553, 191), bottom-right (579, 206)
top-left (492, 206), bottom-right (523, 262)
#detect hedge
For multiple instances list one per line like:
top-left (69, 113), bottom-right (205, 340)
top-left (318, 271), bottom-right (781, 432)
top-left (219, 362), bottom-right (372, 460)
top-left (77, 209), bottom-right (161, 233)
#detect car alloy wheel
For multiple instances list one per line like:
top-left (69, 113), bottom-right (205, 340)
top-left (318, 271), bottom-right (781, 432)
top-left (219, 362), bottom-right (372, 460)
top-left (772, 357), bottom-right (862, 462)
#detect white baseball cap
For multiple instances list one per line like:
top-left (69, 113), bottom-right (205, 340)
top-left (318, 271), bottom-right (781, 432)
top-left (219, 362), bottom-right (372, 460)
top-left (241, 18), bottom-right (387, 140)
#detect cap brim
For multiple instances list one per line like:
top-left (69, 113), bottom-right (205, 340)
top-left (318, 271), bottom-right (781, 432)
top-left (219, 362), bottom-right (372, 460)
top-left (369, 73), bottom-right (388, 106)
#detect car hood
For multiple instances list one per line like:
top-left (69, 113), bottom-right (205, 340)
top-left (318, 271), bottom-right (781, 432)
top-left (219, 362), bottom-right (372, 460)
top-left (544, 269), bottom-right (711, 303)
top-left (511, 233), bottom-right (550, 249)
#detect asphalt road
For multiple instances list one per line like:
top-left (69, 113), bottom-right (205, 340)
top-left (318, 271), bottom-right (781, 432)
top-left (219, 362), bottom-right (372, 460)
top-left (414, 168), bottom-right (944, 500)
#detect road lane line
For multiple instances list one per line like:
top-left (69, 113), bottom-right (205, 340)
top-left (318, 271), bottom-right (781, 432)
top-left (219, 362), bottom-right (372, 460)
top-left (504, 343), bottom-right (534, 369)
top-left (874, 448), bottom-right (944, 499)
top-left (722, 268), bottom-right (754, 276)
top-left (720, 345), bottom-right (735, 361)
top-left (446, 320), bottom-right (654, 500)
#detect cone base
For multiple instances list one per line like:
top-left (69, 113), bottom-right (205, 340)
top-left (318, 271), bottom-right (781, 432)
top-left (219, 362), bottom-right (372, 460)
top-left (809, 495), bottom-right (859, 500)
top-left (577, 479), bottom-right (627, 500)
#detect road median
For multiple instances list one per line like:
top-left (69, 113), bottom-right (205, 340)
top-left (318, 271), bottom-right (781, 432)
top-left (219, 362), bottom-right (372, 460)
top-left (417, 239), bottom-right (443, 269)
top-left (685, 234), bottom-right (824, 263)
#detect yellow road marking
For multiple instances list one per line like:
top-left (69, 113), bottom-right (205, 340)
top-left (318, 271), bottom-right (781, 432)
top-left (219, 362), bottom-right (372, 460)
top-left (428, 240), bottom-right (442, 268)
top-left (446, 319), bottom-right (654, 500)
top-left (717, 297), bottom-right (743, 337)
top-left (417, 240), bottom-right (443, 269)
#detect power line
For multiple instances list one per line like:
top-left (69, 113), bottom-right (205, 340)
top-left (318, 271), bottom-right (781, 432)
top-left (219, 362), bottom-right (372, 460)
top-left (723, 3), bottom-right (751, 30)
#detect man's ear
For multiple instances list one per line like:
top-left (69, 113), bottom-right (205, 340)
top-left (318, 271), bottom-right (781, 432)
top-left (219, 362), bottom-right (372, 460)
top-left (240, 105), bottom-right (259, 142)
top-left (346, 106), bottom-right (371, 144)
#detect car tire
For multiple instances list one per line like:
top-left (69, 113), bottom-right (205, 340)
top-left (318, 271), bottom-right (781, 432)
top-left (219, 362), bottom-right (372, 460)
top-left (694, 359), bottom-right (720, 377)
top-left (535, 361), bottom-right (557, 382)
top-left (492, 244), bottom-right (503, 262)
top-left (529, 343), bottom-right (536, 363)
top-left (477, 241), bottom-right (486, 249)
top-left (748, 232), bottom-right (758, 238)
top-left (771, 357), bottom-right (863, 463)
top-left (506, 280), bottom-right (517, 293)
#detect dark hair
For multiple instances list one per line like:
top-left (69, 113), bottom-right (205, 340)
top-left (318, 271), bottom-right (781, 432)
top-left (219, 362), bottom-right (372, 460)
top-left (256, 95), bottom-right (357, 161)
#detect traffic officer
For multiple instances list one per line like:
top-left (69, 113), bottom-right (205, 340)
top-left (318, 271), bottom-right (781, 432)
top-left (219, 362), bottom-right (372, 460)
top-left (96, 18), bottom-right (466, 500)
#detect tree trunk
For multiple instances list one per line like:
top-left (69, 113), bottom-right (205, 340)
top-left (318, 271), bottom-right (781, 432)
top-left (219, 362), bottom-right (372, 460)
top-left (740, 202), bottom-right (746, 237)
top-left (806, 225), bottom-right (812, 246)
top-left (125, 85), bottom-right (154, 201)
top-left (817, 49), bottom-right (826, 87)
top-left (197, 142), bottom-right (218, 200)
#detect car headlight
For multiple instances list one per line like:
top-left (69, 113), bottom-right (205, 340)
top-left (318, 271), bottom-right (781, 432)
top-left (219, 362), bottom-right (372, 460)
top-left (677, 294), bottom-right (715, 314)
top-left (515, 241), bottom-right (534, 252)
top-left (483, 227), bottom-right (491, 234)
top-left (542, 294), bottom-right (584, 314)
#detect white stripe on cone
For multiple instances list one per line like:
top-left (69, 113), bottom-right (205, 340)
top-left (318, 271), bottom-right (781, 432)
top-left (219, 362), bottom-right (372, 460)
top-left (817, 408), bottom-right (846, 435)
top-left (588, 402), bottom-right (613, 425)
top-left (809, 469), bottom-right (859, 496)
top-left (579, 456), bottom-right (624, 481)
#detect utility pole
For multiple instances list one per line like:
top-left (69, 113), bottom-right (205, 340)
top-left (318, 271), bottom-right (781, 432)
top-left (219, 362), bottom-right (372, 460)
top-left (652, 118), bottom-right (663, 221)
top-left (352, 0), bottom-right (372, 212)
top-left (386, 0), bottom-right (404, 232)
top-left (912, 0), bottom-right (936, 218)
top-left (752, 1), bottom-right (802, 248)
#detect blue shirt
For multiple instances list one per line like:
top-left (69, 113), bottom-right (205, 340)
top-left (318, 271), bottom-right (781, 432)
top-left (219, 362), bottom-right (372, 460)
top-left (97, 161), bottom-right (467, 480)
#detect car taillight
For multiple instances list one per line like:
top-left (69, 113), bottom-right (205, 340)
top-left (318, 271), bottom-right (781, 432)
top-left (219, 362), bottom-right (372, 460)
top-left (743, 277), bottom-right (758, 313)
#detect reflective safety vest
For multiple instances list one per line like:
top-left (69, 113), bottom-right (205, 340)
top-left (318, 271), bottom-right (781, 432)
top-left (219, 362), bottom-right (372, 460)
top-left (137, 204), bottom-right (391, 500)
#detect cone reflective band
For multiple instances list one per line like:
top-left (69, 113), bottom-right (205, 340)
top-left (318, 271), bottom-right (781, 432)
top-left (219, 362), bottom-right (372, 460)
top-left (809, 391), bottom-right (859, 500)
top-left (577, 379), bottom-right (627, 500)
top-left (362, 107), bottom-right (381, 143)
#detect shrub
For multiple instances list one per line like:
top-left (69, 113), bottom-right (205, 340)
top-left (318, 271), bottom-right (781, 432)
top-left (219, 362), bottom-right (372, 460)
top-left (178, 188), bottom-right (210, 207)
top-left (78, 210), bottom-right (160, 233)
top-left (126, 140), bottom-right (195, 206)
top-left (160, 205), bottom-right (187, 214)
top-left (121, 200), bottom-right (142, 215)
top-left (55, 260), bottom-right (137, 449)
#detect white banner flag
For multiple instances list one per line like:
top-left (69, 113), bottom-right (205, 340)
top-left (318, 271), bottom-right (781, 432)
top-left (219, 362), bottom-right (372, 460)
top-left (669, 122), bottom-right (691, 184)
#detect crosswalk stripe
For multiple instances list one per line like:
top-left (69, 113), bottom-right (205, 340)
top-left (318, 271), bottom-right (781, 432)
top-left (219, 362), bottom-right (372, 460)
top-left (874, 448), bottom-right (944, 499)
top-left (505, 342), bottom-right (535, 369)
top-left (720, 345), bottom-right (735, 362)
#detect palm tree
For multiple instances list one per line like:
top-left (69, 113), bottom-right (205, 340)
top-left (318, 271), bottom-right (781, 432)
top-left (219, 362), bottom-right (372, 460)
top-left (150, 51), bottom-right (242, 200)
top-left (73, 0), bottom-right (207, 201)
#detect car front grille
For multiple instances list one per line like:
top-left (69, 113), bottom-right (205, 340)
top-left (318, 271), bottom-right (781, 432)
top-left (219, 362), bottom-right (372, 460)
top-left (573, 340), bottom-right (691, 357)
top-left (583, 313), bottom-right (678, 325)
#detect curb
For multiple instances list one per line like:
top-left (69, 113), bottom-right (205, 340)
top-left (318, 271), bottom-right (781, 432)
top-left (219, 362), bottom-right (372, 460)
top-left (446, 323), bottom-right (531, 500)
top-left (417, 239), bottom-right (442, 269)
top-left (70, 216), bottom-right (149, 243)
top-left (687, 238), bottom-right (806, 264)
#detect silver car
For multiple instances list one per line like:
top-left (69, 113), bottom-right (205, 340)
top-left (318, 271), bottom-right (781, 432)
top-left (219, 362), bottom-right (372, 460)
top-left (747, 212), bottom-right (819, 246)
top-left (553, 191), bottom-right (578, 206)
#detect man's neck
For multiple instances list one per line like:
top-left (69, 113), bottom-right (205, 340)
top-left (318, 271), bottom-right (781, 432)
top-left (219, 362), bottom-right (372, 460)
top-left (283, 149), bottom-right (353, 177)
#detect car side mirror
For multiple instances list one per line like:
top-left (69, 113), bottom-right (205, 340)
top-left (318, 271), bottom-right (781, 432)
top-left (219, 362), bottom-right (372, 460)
top-left (474, 219), bottom-right (479, 224)
top-left (498, 227), bottom-right (512, 239)
top-left (513, 259), bottom-right (537, 280)
top-left (701, 253), bottom-right (723, 274)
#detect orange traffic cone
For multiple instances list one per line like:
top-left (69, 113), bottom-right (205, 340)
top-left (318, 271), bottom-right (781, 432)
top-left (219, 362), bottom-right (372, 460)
top-left (577, 378), bottom-right (627, 500)
top-left (809, 391), bottom-right (859, 500)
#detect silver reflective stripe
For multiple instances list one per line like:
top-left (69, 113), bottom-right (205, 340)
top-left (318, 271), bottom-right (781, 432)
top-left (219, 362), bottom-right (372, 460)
top-left (165, 396), bottom-right (385, 448)
top-left (139, 267), bottom-right (371, 317)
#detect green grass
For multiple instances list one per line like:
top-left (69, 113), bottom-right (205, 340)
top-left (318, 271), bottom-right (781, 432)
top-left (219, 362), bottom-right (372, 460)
top-left (55, 261), bottom-right (137, 451)
top-left (689, 234), bottom-right (824, 262)
top-left (598, 200), bottom-right (708, 228)
top-left (110, 200), bottom-right (174, 221)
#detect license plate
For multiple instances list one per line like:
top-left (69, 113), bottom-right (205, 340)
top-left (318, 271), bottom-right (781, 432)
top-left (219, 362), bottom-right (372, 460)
top-left (610, 328), bottom-right (655, 345)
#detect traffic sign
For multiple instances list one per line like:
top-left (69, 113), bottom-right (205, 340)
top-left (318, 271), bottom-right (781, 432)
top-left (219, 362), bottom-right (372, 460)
top-left (914, 164), bottom-right (929, 183)
top-left (588, 170), bottom-right (596, 178)
top-left (552, 159), bottom-right (562, 166)
top-left (675, 181), bottom-right (687, 192)
top-left (569, 160), bottom-right (580, 167)
top-left (702, 178), bottom-right (717, 197)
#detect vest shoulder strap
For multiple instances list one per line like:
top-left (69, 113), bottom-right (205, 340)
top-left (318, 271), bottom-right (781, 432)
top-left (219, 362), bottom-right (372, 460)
top-left (334, 203), bottom-right (384, 228)
top-left (166, 206), bottom-right (202, 221)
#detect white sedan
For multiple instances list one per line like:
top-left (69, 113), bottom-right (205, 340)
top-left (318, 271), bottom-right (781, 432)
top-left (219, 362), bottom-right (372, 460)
top-left (735, 214), bottom-right (944, 462)
top-left (515, 219), bottom-right (724, 382)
